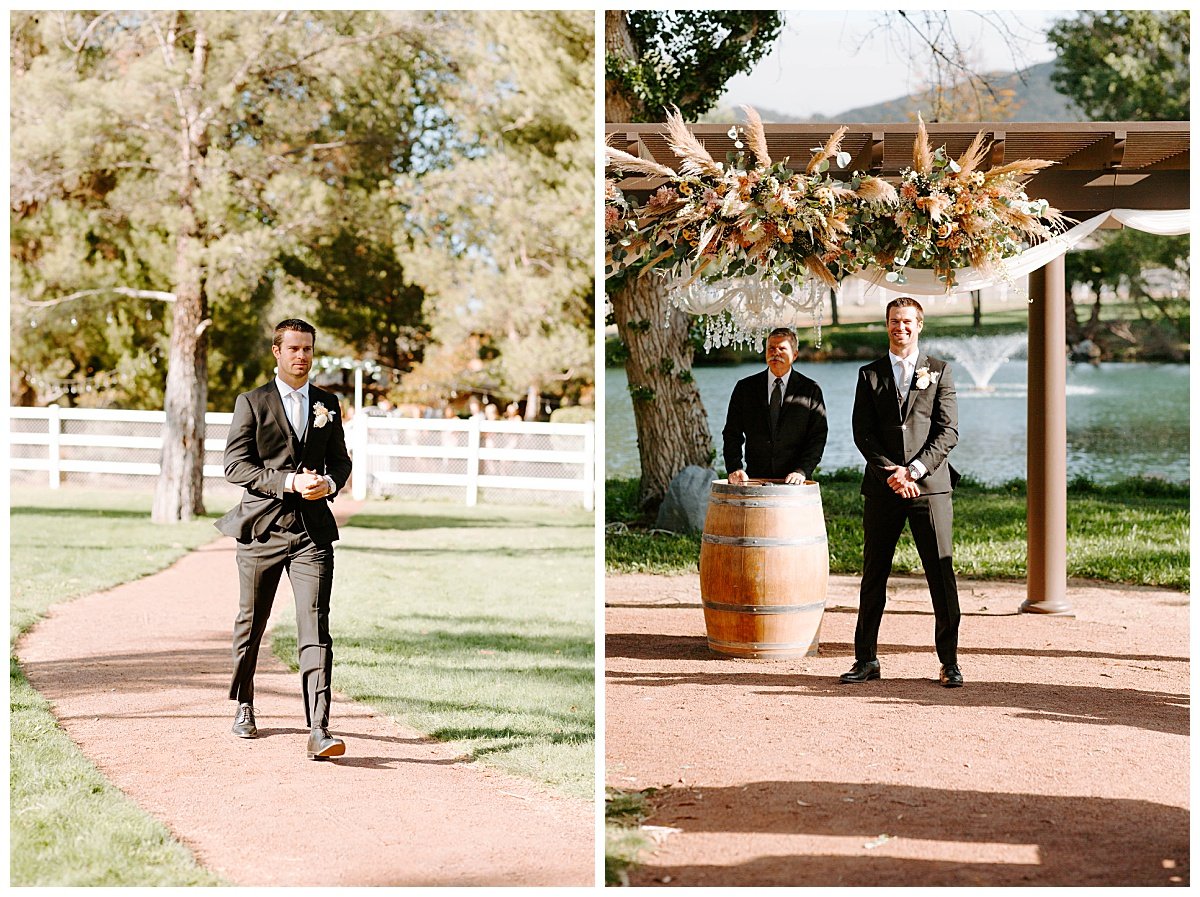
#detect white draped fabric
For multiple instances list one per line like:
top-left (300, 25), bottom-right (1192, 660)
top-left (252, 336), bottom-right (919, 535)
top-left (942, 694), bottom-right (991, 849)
top-left (848, 208), bottom-right (1190, 297)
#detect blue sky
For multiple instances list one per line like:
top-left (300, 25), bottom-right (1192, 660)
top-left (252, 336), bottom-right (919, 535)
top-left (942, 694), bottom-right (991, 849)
top-left (719, 10), bottom-right (1069, 117)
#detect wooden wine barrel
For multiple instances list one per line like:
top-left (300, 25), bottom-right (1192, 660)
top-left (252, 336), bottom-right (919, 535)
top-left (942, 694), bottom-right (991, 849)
top-left (699, 479), bottom-right (829, 659)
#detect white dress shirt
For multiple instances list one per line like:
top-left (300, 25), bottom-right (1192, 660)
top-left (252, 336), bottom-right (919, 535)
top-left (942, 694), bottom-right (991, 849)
top-left (886, 349), bottom-right (927, 480)
top-left (766, 368), bottom-right (791, 402)
top-left (274, 377), bottom-right (336, 496)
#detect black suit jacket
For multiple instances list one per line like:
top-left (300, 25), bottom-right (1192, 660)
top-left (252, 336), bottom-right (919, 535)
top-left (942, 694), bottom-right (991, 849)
top-left (722, 368), bottom-right (828, 480)
top-left (852, 352), bottom-right (959, 497)
top-left (215, 381), bottom-right (352, 544)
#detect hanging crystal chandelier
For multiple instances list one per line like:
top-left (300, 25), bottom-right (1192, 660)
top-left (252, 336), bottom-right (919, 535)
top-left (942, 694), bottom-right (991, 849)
top-left (662, 267), bottom-right (829, 351)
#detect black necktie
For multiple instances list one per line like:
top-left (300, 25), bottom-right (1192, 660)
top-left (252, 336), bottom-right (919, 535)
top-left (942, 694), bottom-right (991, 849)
top-left (770, 377), bottom-right (783, 433)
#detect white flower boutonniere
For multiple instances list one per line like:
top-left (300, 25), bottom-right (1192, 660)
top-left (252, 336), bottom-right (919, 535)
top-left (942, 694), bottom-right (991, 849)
top-left (914, 366), bottom-right (940, 390)
top-left (312, 402), bottom-right (335, 428)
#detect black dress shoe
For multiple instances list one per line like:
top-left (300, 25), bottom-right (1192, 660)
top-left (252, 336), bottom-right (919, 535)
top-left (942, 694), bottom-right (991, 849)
top-left (232, 703), bottom-right (257, 738)
top-left (939, 664), bottom-right (964, 688)
top-left (839, 659), bottom-right (881, 683)
top-left (307, 727), bottom-right (346, 760)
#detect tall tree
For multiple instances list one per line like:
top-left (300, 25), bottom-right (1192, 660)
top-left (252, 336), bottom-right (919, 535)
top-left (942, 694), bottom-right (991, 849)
top-left (1064, 229), bottom-right (1189, 351)
top-left (397, 11), bottom-right (594, 418)
top-left (606, 10), bottom-right (782, 507)
top-left (1048, 10), bottom-right (1189, 121)
top-left (10, 11), bottom-right (461, 521)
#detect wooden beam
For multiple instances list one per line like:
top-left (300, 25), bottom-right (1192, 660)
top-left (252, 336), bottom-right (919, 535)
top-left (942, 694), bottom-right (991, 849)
top-left (847, 131), bottom-right (884, 174)
top-left (988, 131), bottom-right (1005, 168)
top-left (1110, 130), bottom-right (1127, 168)
top-left (1022, 255), bottom-right (1073, 616)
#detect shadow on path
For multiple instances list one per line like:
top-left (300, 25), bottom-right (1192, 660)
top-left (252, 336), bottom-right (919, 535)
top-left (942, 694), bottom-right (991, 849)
top-left (632, 780), bottom-right (1187, 886)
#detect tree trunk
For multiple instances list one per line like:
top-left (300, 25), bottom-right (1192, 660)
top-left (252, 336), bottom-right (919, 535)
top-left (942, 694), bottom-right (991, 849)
top-left (1085, 288), bottom-right (1103, 338)
top-left (152, 25), bottom-right (210, 523)
top-left (971, 289), bottom-right (982, 329)
top-left (1064, 280), bottom-right (1082, 344)
top-left (604, 10), bottom-right (638, 122)
top-left (612, 275), bottom-right (713, 508)
top-left (152, 226), bottom-right (209, 522)
top-left (829, 287), bottom-right (839, 326)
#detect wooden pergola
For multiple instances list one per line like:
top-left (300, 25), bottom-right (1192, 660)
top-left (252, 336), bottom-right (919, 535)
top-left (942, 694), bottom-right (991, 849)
top-left (607, 120), bottom-right (1190, 614)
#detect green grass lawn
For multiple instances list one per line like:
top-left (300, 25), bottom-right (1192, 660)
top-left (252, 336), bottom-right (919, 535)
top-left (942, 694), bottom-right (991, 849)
top-left (605, 786), bottom-right (657, 886)
top-left (271, 499), bottom-right (596, 799)
top-left (606, 473), bottom-right (1190, 589)
top-left (10, 487), bottom-right (223, 886)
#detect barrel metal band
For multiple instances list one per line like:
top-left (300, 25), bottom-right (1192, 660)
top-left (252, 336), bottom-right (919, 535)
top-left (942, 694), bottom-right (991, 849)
top-left (703, 599), bottom-right (825, 615)
top-left (707, 636), bottom-right (817, 651)
top-left (708, 496), bottom-right (820, 508)
top-left (701, 533), bottom-right (827, 547)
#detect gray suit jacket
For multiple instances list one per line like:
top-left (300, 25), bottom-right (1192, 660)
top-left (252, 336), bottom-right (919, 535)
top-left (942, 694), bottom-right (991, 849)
top-left (215, 381), bottom-right (352, 544)
top-left (852, 352), bottom-right (959, 497)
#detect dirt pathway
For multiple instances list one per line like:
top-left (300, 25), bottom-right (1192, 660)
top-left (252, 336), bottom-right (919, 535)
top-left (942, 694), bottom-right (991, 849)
top-left (606, 573), bottom-right (1188, 887)
top-left (15, 502), bottom-right (593, 886)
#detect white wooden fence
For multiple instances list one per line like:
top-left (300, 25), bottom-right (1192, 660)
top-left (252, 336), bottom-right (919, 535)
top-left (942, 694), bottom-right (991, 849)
top-left (9, 406), bottom-right (595, 509)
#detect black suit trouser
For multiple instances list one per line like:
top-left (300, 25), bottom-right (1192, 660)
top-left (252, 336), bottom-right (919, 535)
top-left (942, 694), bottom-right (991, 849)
top-left (856, 491), bottom-right (960, 666)
top-left (229, 526), bottom-right (335, 727)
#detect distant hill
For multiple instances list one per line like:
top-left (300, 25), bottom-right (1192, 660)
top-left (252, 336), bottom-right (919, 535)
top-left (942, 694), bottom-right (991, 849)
top-left (703, 61), bottom-right (1085, 124)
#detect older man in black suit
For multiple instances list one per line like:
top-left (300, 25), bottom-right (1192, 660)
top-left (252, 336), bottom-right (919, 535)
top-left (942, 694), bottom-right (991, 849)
top-left (841, 297), bottom-right (963, 688)
top-left (216, 318), bottom-right (353, 759)
top-left (722, 327), bottom-right (828, 486)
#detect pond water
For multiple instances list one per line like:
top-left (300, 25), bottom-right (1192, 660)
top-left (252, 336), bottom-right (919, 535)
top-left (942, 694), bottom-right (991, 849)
top-left (606, 360), bottom-right (1190, 485)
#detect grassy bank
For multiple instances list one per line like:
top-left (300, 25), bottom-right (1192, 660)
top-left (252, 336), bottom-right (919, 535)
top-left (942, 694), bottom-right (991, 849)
top-left (10, 488), bottom-right (222, 886)
top-left (605, 786), bottom-right (658, 886)
top-left (271, 500), bottom-right (595, 799)
top-left (606, 472), bottom-right (1189, 590)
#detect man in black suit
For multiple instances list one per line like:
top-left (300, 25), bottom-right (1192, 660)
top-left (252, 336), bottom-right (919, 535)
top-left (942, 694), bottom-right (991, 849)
top-left (841, 297), bottom-right (963, 688)
top-left (216, 318), bottom-right (353, 758)
top-left (722, 327), bottom-right (828, 485)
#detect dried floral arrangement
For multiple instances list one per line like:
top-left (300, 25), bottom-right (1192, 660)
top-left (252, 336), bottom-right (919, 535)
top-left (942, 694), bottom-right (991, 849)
top-left (606, 108), bottom-right (1067, 294)
top-left (605, 106), bottom-right (898, 293)
top-left (862, 114), bottom-right (1067, 288)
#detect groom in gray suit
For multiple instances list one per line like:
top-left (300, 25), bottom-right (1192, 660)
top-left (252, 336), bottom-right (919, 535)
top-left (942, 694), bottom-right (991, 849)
top-left (841, 297), bottom-right (963, 689)
top-left (216, 318), bottom-right (353, 759)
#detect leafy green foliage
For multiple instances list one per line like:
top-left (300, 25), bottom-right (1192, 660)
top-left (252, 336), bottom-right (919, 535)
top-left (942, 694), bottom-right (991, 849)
top-left (1048, 10), bottom-right (1190, 120)
top-left (1064, 228), bottom-right (1189, 358)
top-left (10, 11), bottom-right (456, 410)
top-left (11, 11), bottom-right (593, 416)
top-left (395, 12), bottom-right (595, 409)
top-left (607, 11), bottom-right (783, 121)
top-left (281, 230), bottom-right (429, 375)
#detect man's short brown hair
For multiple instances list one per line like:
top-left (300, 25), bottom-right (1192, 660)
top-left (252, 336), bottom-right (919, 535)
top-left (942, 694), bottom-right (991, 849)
top-left (767, 327), bottom-right (799, 353)
top-left (885, 297), bottom-right (924, 323)
top-left (273, 318), bottom-right (317, 349)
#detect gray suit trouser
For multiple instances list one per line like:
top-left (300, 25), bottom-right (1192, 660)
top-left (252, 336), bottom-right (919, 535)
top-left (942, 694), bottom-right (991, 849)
top-left (856, 491), bottom-right (960, 666)
top-left (229, 525), bottom-right (335, 728)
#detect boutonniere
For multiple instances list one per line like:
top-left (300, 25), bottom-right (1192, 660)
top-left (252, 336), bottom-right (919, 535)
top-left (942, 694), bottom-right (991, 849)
top-left (312, 402), bottom-right (335, 428)
top-left (914, 366), bottom-right (940, 390)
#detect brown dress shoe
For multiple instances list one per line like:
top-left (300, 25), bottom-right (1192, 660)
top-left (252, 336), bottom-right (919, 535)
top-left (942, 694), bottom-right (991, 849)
top-left (939, 664), bottom-right (964, 688)
top-left (307, 727), bottom-right (345, 760)
top-left (232, 703), bottom-right (257, 738)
